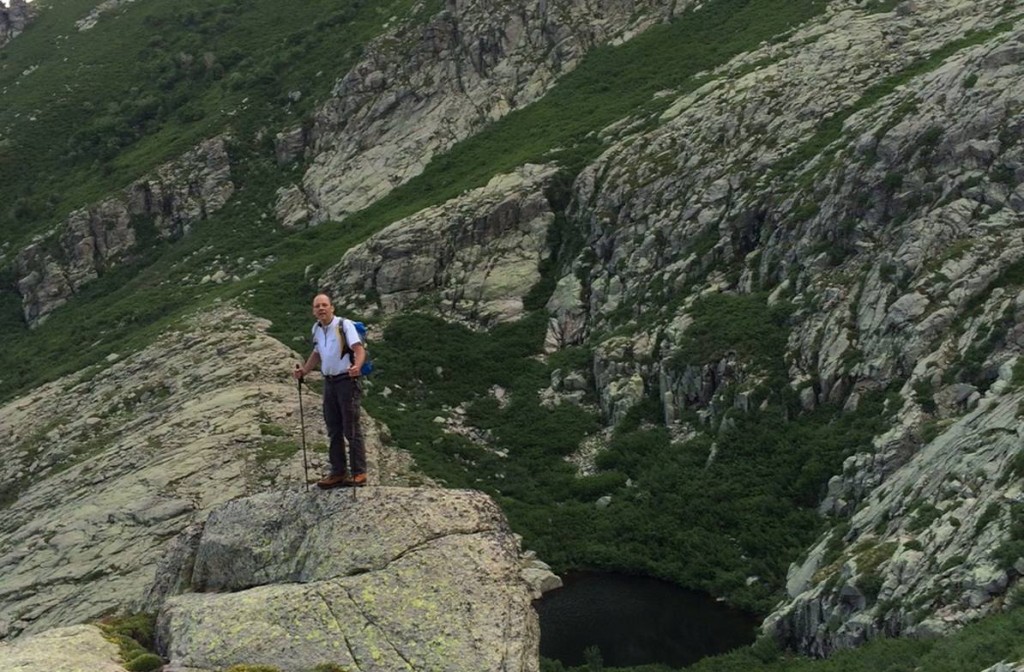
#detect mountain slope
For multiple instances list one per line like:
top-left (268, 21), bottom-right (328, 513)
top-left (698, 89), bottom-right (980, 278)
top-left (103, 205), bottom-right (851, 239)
top-left (1, 0), bottom-right (1024, 667)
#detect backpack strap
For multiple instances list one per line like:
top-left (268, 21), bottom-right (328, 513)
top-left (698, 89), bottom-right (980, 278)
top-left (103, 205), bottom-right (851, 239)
top-left (335, 319), bottom-right (353, 359)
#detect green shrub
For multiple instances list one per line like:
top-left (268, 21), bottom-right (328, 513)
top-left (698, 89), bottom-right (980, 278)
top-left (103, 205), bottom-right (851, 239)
top-left (570, 471), bottom-right (629, 501)
top-left (940, 555), bottom-right (967, 572)
top-left (124, 653), bottom-right (164, 672)
top-left (974, 504), bottom-right (999, 536)
top-left (97, 612), bottom-right (157, 662)
top-left (255, 440), bottom-right (301, 465)
top-left (907, 502), bottom-right (942, 533)
top-left (260, 423), bottom-right (288, 436)
top-left (913, 379), bottom-right (937, 413)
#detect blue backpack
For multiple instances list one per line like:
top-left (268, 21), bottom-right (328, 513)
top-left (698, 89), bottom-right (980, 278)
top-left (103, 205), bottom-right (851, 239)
top-left (341, 320), bottom-right (374, 377)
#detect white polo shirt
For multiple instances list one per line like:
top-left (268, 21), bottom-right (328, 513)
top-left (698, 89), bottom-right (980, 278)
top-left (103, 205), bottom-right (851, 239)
top-left (311, 317), bottom-right (362, 376)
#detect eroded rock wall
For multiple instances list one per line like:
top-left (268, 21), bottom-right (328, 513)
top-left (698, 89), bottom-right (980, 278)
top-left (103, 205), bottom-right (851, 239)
top-left (321, 163), bottom-right (559, 327)
top-left (14, 137), bottom-right (234, 327)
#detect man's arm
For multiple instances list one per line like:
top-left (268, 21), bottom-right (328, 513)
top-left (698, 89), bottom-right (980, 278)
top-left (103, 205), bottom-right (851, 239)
top-left (293, 350), bottom-right (322, 379)
top-left (347, 343), bottom-right (366, 378)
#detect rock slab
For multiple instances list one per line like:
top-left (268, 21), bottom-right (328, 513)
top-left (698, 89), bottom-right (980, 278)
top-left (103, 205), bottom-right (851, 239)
top-left (156, 487), bottom-right (540, 672)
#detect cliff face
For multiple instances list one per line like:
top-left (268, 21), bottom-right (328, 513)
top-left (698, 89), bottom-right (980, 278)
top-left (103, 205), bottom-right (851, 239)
top-left (321, 163), bottom-right (560, 327)
top-left (0, 302), bottom-right (396, 641)
top-left (13, 137), bottom-right (234, 327)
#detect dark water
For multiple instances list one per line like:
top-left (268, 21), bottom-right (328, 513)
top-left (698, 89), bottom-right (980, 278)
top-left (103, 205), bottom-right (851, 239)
top-left (535, 572), bottom-right (758, 668)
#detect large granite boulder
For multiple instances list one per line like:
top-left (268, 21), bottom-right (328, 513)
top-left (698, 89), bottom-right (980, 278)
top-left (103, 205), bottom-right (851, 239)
top-left (154, 487), bottom-right (540, 672)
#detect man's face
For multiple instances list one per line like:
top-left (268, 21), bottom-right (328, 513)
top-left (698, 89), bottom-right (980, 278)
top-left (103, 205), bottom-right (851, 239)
top-left (313, 294), bottom-right (334, 324)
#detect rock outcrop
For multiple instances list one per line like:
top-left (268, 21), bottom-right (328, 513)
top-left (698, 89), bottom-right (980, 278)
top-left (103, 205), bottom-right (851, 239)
top-left (0, 624), bottom-right (126, 672)
top-left (75, 0), bottom-right (140, 32)
top-left (764, 382), bottom-right (1024, 655)
top-left (153, 488), bottom-right (540, 672)
top-left (275, 0), bottom-right (681, 225)
top-left (14, 136), bottom-right (234, 327)
top-left (0, 302), bottom-right (417, 642)
top-left (0, 0), bottom-right (34, 48)
top-left (321, 163), bottom-right (558, 326)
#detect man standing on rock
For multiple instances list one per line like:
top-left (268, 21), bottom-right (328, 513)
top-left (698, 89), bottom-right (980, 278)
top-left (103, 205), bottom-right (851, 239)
top-left (292, 292), bottom-right (368, 488)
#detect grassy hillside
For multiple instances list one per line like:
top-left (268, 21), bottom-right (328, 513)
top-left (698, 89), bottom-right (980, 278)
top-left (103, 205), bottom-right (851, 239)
top-left (0, 0), bottom-right (434, 244)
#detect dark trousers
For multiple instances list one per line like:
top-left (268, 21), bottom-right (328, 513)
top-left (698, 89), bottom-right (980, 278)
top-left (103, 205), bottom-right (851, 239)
top-left (322, 377), bottom-right (366, 476)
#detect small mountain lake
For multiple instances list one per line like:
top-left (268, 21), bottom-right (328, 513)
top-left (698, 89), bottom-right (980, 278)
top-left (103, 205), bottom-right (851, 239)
top-left (535, 571), bottom-right (758, 668)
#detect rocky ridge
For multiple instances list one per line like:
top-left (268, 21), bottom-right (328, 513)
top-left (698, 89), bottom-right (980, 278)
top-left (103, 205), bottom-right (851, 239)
top-left (274, 0), bottom-right (681, 226)
top-left (0, 301), bottom-right (407, 641)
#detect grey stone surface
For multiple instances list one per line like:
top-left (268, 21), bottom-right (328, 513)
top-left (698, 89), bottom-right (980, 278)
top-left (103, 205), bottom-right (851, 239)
top-left (321, 164), bottom-right (559, 327)
top-left (0, 302), bottom-right (421, 642)
top-left (0, 624), bottom-right (126, 672)
top-left (0, 0), bottom-right (34, 47)
top-left (155, 488), bottom-right (540, 672)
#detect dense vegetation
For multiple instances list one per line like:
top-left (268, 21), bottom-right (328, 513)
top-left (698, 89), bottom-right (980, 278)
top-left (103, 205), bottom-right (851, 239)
top-left (0, 0), bottom-right (827, 399)
top-left (366, 300), bottom-right (899, 614)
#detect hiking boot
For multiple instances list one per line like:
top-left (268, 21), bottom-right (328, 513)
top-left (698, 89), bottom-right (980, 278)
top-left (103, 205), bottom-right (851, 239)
top-left (316, 473), bottom-right (348, 489)
top-left (343, 473), bottom-right (367, 487)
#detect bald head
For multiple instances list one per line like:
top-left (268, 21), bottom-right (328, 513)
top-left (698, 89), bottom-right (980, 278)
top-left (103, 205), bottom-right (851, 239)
top-left (312, 293), bottom-right (335, 325)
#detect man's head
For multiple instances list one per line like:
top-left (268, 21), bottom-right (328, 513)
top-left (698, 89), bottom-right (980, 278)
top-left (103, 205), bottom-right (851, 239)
top-left (312, 293), bottom-right (335, 325)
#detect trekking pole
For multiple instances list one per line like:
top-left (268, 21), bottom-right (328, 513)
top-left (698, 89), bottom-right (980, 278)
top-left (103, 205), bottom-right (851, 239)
top-left (296, 368), bottom-right (310, 492)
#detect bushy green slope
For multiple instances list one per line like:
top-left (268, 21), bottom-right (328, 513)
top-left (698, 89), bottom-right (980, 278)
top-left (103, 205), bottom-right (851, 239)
top-left (0, 0), bottom-right (826, 402)
top-left (0, 0), bottom-right (432, 244)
